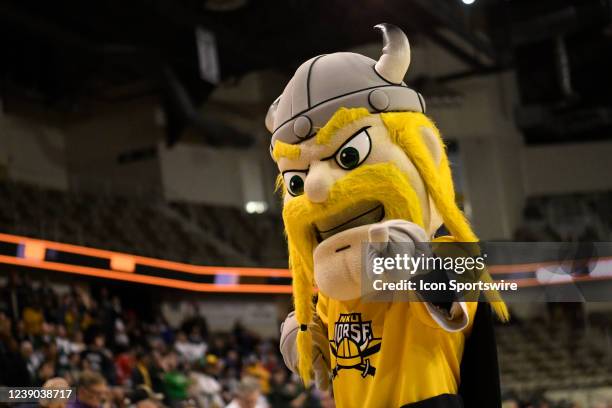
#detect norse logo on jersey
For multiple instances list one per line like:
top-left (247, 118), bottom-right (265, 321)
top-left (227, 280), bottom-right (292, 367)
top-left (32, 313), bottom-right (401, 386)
top-left (329, 313), bottom-right (382, 379)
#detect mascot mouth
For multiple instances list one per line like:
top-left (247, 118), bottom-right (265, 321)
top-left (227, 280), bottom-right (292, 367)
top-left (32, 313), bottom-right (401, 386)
top-left (314, 202), bottom-right (385, 243)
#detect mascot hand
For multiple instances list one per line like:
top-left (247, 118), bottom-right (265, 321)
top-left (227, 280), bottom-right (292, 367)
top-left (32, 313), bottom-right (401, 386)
top-left (367, 219), bottom-right (431, 274)
top-left (365, 220), bottom-right (433, 301)
top-left (368, 219), bottom-right (429, 246)
top-left (279, 311), bottom-right (331, 390)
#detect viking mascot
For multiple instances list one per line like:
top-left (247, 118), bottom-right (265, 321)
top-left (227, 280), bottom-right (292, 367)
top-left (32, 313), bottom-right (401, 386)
top-left (267, 23), bottom-right (508, 408)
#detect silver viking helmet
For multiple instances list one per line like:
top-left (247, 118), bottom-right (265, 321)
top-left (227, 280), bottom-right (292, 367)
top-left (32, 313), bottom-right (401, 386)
top-left (266, 23), bottom-right (425, 155)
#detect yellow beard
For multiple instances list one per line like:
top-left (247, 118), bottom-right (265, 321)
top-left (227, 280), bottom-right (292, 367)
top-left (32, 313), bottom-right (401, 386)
top-left (283, 162), bottom-right (424, 383)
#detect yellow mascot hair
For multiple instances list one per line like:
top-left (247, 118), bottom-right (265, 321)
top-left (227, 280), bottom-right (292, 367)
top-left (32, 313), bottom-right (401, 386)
top-left (380, 111), bottom-right (509, 322)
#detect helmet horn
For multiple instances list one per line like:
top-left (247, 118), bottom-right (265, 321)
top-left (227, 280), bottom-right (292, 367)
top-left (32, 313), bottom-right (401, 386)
top-left (374, 23), bottom-right (411, 84)
top-left (265, 96), bottom-right (280, 133)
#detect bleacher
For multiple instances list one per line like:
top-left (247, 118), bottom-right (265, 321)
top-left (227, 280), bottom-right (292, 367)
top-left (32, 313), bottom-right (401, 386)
top-left (498, 313), bottom-right (612, 396)
top-left (3, 181), bottom-right (612, 404)
top-left (0, 181), bottom-right (287, 267)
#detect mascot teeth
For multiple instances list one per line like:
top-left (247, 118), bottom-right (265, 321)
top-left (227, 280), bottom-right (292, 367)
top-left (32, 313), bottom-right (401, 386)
top-left (314, 204), bottom-right (385, 242)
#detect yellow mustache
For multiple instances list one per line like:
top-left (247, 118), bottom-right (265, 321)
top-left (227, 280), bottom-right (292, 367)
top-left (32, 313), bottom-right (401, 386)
top-left (283, 162), bottom-right (424, 272)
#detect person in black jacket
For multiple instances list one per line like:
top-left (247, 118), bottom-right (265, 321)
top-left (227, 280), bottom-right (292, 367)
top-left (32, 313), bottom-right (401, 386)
top-left (0, 311), bottom-right (32, 386)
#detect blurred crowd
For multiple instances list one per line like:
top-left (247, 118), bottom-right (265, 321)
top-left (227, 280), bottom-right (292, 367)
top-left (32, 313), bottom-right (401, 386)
top-left (2, 272), bottom-right (611, 408)
top-left (0, 273), bottom-right (334, 408)
top-left (502, 397), bottom-right (612, 408)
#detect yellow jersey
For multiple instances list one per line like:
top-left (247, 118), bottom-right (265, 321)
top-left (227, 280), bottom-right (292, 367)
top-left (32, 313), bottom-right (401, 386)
top-left (316, 295), bottom-right (477, 407)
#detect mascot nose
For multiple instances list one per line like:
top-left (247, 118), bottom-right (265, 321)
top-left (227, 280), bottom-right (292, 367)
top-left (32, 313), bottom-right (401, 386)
top-left (305, 161), bottom-right (333, 203)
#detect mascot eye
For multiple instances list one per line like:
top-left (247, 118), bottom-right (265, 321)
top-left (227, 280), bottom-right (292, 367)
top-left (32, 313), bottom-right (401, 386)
top-left (283, 171), bottom-right (306, 196)
top-left (335, 128), bottom-right (371, 170)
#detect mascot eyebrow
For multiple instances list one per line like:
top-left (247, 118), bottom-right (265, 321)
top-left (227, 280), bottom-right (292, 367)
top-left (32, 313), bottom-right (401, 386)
top-left (272, 107), bottom-right (371, 161)
top-left (272, 141), bottom-right (301, 161)
top-left (315, 107), bottom-right (370, 145)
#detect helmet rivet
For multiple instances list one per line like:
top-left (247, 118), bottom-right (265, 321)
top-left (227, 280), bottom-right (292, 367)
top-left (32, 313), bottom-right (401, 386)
top-left (368, 89), bottom-right (390, 112)
top-left (293, 115), bottom-right (312, 139)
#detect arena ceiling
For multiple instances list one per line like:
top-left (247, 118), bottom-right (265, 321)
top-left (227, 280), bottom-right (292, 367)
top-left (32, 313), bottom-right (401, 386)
top-left (1, 0), bottom-right (611, 145)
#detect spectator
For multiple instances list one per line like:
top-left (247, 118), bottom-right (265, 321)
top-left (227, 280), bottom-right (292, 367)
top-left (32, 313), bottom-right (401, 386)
top-left (69, 370), bottom-right (108, 408)
top-left (23, 301), bottom-right (45, 336)
top-left (125, 385), bottom-right (163, 407)
top-left (267, 369), bottom-right (298, 408)
top-left (175, 331), bottom-right (206, 364)
top-left (0, 278), bottom-right (335, 408)
top-left (21, 340), bottom-right (43, 382)
top-left (114, 348), bottom-right (135, 386)
top-left (62, 352), bottom-right (82, 385)
top-left (81, 334), bottom-right (115, 384)
top-left (37, 359), bottom-right (58, 386)
top-left (242, 356), bottom-right (270, 395)
top-left (188, 355), bottom-right (224, 408)
top-left (131, 349), bottom-right (155, 390)
top-left (160, 351), bottom-right (189, 405)
top-left (226, 376), bottom-right (267, 408)
top-left (0, 312), bottom-right (31, 386)
top-left (40, 377), bottom-right (71, 408)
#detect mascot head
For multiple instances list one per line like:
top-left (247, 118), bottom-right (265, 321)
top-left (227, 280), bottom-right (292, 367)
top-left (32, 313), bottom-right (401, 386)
top-left (266, 23), bottom-right (507, 383)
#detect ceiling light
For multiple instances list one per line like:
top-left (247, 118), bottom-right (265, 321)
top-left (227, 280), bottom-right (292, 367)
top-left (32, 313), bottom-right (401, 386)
top-left (245, 201), bottom-right (268, 214)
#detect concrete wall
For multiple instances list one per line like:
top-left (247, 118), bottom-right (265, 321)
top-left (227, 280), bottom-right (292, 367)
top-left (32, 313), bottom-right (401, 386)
top-left (159, 141), bottom-right (272, 209)
top-left (63, 99), bottom-right (163, 197)
top-left (522, 141), bottom-right (612, 196)
top-left (0, 114), bottom-right (68, 190)
top-left (428, 72), bottom-right (526, 239)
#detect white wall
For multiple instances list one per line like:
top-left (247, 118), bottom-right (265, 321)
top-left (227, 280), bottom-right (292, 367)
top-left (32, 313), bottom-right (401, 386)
top-left (429, 73), bottom-right (526, 240)
top-left (160, 142), bottom-right (269, 207)
top-left (159, 142), bottom-right (243, 206)
top-left (459, 138), bottom-right (525, 239)
top-left (203, 69), bottom-right (286, 212)
top-left (523, 141), bottom-right (612, 196)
